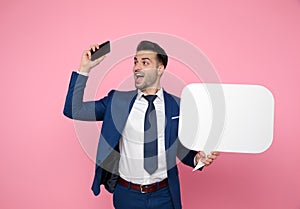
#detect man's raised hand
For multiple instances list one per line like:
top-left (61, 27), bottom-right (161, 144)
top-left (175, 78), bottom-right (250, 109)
top-left (78, 44), bottom-right (105, 74)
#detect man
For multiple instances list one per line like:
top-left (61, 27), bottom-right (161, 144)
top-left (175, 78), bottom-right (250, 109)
top-left (63, 40), bottom-right (219, 209)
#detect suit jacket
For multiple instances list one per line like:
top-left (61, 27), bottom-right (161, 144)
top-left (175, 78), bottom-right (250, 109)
top-left (63, 72), bottom-right (199, 209)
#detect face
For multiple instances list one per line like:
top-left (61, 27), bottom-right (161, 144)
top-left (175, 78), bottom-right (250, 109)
top-left (133, 50), bottom-right (164, 92)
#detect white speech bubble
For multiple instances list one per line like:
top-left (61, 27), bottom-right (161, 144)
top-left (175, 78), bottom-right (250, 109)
top-left (179, 83), bottom-right (274, 168)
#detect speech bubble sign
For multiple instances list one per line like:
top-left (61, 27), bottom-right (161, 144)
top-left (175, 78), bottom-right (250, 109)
top-left (179, 83), bottom-right (274, 154)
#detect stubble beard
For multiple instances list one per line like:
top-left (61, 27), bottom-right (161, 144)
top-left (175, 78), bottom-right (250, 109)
top-left (135, 70), bottom-right (160, 91)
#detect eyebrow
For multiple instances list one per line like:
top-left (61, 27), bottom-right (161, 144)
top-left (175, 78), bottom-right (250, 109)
top-left (134, 57), bottom-right (151, 61)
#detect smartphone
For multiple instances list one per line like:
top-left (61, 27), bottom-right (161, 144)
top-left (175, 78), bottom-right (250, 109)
top-left (90, 41), bottom-right (110, 61)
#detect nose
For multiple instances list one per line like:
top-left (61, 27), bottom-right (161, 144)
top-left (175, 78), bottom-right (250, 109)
top-left (133, 63), bottom-right (142, 72)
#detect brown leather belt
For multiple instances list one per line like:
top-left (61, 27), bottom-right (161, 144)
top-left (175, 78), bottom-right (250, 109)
top-left (118, 177), bottom-right (168, 193)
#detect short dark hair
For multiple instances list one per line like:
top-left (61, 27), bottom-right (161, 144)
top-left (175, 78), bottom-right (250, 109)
top-left (136, 40), bottom-right (168, 68)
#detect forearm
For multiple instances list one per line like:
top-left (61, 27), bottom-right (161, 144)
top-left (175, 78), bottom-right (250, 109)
top-left (177, 140), bottom-right (198, 167)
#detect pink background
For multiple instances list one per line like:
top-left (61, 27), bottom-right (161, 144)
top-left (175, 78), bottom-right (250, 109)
top-left (1, 0), bottom-right (300, 208)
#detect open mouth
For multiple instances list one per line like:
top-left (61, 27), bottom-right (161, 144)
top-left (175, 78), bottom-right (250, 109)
top-left (135, 73), bottom-right (144, 83)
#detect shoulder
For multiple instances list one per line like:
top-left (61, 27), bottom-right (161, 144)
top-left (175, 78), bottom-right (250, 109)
top-left (104, 90), bottom-right (138, 108)
top-left (163, 90), bottom-right (180, 104)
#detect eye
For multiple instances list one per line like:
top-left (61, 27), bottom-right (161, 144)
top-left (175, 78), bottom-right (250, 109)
top-left (142, 61), bottom-right (149, 66)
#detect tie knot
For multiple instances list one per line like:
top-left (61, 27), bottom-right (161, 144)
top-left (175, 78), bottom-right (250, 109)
top-left (143, 95), bottom-right (157, 103)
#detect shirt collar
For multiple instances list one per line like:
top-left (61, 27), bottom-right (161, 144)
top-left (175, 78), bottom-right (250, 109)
top-left (137, 88), bottom-right (164, 101)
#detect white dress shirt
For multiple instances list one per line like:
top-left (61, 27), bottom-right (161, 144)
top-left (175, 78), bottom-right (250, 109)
top-left (118, 88), bottom-right (168, 185)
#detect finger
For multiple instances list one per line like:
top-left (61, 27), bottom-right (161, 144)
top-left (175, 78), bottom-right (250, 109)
top-left (87, 50), bottom-right (92, 60)
top-left (211, 151), bottom-right (220, 156)
top-left (200, 156), bottom-right (211, 164)
top-left (82, 50), bottom-right (91, 59)
top-left (207, 154), bottom-right (217, 160)
top-left (203, 160), bottom-right (211, 166)
top-left (206, 158), bottom-right (213, 163)
top-left (89, 45), bottom-right (97, 52)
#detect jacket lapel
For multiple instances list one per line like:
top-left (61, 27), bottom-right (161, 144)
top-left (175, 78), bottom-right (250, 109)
top-left (163, 91), bottom-right (172, 150)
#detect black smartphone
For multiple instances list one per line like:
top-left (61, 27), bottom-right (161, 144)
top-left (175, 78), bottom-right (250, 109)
top-left (90, 41), bottom-right (110, 61)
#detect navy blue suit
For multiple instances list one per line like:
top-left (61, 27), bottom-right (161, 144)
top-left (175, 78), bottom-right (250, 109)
top-left (63, 72), bottom-right (199, 209)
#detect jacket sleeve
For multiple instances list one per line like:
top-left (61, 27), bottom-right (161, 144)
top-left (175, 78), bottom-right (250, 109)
top-left (177, 141), bottom-right (203, 171)
top-left (63, 72), bottom-right (112, 121)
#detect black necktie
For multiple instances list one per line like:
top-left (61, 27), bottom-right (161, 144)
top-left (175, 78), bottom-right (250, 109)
top-left (143, 95), bottom-right (158, 174)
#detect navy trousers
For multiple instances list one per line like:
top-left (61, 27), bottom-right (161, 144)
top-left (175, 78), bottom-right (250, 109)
top-left (113, 183), bottom-right (175, 209)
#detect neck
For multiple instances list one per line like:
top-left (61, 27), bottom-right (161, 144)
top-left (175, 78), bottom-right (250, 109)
top-left (141, 87), bottom-right (161, 95)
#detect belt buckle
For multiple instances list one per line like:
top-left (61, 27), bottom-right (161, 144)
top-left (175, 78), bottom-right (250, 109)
top-left (140, 184), bottom-right (149, 193)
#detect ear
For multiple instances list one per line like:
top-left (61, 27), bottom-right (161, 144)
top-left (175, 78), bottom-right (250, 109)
top-left (157, 65), bottom-right (165, 76)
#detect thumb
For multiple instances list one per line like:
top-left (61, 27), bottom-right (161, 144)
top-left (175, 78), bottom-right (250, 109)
top-left (90, 56), bottom-right (105, 68)
top-left (196, 151), bottom-right (207, 164)
top-left (198, 151), bottom-right (206, 159)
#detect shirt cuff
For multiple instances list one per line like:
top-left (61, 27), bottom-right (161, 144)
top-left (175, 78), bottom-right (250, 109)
top-left (77, 71), bottom-right (89, 76)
